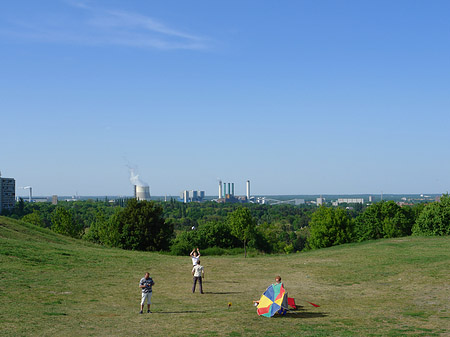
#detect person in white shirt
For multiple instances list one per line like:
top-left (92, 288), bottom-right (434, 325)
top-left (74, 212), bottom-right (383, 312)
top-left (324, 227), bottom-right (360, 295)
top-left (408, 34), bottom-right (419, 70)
top-left (190, 247), bottom-right (201, 265)
top-left (192, 260), bottom-right (205, 294)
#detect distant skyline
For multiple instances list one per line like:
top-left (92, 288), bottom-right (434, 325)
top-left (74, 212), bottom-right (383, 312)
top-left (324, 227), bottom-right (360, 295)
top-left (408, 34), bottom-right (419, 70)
top-left (2, 0), bottom-right (450, 198)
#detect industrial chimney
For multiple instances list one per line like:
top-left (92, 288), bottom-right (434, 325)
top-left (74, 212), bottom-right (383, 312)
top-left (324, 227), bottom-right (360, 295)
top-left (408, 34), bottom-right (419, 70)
top-left (218, 180), bottom-right (223, 199)
top-left (246, 180), bottom-right (250, 200)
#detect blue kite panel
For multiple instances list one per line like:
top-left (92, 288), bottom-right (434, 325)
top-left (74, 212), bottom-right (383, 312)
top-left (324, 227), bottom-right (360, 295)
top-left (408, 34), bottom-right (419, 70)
top-left (263, 285), bottom-right (275, 301)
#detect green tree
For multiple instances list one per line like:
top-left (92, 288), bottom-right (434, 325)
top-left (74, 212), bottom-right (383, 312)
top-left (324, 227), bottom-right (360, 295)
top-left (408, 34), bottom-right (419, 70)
top-left (354, 201), bottom-right (412, 241)
top-left (21, 210), bottom-right (45, 227)
top-left (196, 221), bottom-right (240, 249)
top-left (307, 207), bottom-right (353, 250)
top-left (412, 194), bottom-right (450, 236)
top-left (51, 207), bottom-right (83, 238)
top-left (170, 230), bottom-right (199, 255)
top-left (227, 207), bottom-right (256, 257)
top-left (84, 209), bottom-right (121, 247)
top-left (117, 199), bottom-right (173, 251)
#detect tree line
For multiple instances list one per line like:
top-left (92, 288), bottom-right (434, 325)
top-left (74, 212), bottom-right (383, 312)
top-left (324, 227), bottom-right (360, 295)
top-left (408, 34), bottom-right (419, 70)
top-left (308, 195), bottom-right (449, 249)
top-left (2, 194), bottom-right (449, 254)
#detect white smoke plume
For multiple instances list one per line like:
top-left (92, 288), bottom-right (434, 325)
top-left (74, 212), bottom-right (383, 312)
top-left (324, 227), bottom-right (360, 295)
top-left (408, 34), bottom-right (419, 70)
top-left (128, 166), bottom-right (148, 187)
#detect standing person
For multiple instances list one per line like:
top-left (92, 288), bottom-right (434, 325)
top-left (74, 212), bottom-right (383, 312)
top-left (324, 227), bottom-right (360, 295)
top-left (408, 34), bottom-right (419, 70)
top-left (192, 260), bottom-right (205, 294)
top-left (190, 247), bottom-right (201, 266)
top-left (139, 272), bottom-right (155, 314)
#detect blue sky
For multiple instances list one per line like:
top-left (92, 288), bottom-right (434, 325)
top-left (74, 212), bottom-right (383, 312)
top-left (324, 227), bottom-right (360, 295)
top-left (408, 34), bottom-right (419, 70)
top-left (1, 0), bottom-right (449, 197)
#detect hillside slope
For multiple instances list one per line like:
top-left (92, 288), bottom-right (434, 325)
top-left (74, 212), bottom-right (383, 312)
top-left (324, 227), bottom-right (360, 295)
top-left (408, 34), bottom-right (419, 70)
top-left (1, 216), bottom-right (449, 337)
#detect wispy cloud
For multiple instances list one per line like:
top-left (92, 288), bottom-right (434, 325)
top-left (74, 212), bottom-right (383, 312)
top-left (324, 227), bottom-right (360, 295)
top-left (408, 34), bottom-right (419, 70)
top-left (0, 1), bottom-right (209, 50)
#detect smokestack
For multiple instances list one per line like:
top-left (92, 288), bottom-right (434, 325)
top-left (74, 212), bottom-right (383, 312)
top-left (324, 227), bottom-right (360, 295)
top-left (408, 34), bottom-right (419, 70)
top-left (218, 180), bottom-right (222, 199)
top-left (232, 183), bottom-right (234, 196)
top-left (246, 180), bottom-right (250, 200)
top-left (228, 183), bottom-right (231, 196)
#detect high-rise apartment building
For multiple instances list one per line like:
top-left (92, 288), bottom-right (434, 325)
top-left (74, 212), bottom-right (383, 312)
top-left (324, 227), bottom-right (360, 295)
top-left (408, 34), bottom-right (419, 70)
top-left (0, 174), bottom-right (16, 213)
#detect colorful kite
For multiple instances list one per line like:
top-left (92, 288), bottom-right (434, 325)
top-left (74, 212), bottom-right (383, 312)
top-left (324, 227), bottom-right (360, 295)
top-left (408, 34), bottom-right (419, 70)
top-left (256, 283), bottom-right (289, 317)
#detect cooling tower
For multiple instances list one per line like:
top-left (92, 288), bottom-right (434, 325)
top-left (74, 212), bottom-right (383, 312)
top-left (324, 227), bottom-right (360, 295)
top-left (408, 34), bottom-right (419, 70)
top-left (135, 185), bottom-right (151, 201)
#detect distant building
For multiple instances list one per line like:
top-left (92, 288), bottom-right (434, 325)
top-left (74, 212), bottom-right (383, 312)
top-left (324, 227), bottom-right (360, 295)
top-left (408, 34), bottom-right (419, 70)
top-left (0, 174), bottom-right (15, 213)
top-left (52, 195), bottom-right (58, 205)
top-left (337, 198), bottom-right (364, 204)
top-left (396, 201), bottom-right (414, 207)
top-left (217, 193), bottom-right (244, 204)
top-left (34, 198), bottom-right (49, 203)
top-left (368, 195), bottom-right (373, 202)
top-left (180, 190), bottom-right (205, 203)
top-left (295, 199), bottom-right (305, 205)
top-left (316, 197), bottom-right (325, 206)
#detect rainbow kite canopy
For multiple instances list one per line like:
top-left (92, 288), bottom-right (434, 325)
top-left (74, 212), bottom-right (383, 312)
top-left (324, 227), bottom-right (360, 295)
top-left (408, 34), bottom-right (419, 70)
top-left (257, 283), bottom-right (288, 317)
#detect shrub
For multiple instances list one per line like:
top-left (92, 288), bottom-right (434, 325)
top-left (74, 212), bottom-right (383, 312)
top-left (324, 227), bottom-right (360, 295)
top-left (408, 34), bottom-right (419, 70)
top-left (307, 207), bottom-right (354, 249)
top-left (354, 201), bottom-right (413, 241)
top-left (51, 207), bottom-right (83, 238)
top-left (412, 194), bottom-right (450, 236)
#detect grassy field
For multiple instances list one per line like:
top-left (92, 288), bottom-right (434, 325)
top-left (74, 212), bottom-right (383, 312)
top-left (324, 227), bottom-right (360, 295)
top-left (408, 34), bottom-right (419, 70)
top-left (1, 216), bottom-right (449, 337)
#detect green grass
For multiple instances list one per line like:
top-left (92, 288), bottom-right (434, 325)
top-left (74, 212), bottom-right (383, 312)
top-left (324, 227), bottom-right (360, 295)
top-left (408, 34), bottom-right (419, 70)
top-left (1, 216), bottom-right (449, 336)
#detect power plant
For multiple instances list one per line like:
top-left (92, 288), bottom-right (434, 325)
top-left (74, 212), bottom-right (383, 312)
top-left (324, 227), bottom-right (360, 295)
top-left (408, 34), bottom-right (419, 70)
top-left (129, 167), bottom-right (151, 201)
top-left (134, 185), bottom-right (151, 201)
top-left (217, 180), bottom-right (252, 203)
top-left (218, 181), bottom-right (235, 199)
